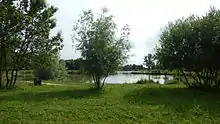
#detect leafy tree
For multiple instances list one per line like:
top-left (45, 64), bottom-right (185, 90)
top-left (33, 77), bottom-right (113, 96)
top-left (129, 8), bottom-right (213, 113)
top-left (0, 1), bottom-right (23, 88)
top-left (155, 7), bottom-right (220, 88)
top-left (0, 0), bottom-right (63, 88)
top-left (144, 54), bottom-right (155, 71)
top-left (73, 8), bottom-right (131, 89)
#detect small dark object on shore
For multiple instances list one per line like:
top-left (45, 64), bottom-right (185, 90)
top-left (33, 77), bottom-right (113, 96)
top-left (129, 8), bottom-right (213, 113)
top-left (34, 78), bottom-right (42, 86)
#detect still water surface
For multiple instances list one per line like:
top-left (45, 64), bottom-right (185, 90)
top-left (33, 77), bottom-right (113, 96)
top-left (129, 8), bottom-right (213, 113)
top-left (72, 71), bottom-right (173, 84)
top-left (70, 71), bottom-right (173, 84)
top-left (104, 72), bottom-right (173, 84)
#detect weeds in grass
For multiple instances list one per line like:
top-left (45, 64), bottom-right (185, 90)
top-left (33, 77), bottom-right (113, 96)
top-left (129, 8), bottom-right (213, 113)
top-left (0, 84), bottom-right (220, 123)
top-left (164, 80), bottom-right (180, 85)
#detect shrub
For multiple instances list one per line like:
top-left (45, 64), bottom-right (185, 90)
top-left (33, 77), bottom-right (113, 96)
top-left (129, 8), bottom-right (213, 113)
top-left (34, 68), bottom-right (52, 80)
top-left (135, 79), bottom-right (157, 84)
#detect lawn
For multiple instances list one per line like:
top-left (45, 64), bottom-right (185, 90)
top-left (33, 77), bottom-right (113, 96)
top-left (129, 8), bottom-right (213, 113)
top-left (0, 83), bottom-right (220, 124)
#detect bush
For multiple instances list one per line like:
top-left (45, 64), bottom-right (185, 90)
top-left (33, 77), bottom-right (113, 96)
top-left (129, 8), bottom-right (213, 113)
top-left (33, 54), bottom-right (68, 81)
top-left (135, 79), bottom-right (158, 84)
top-left (34, 68), bottom-right (52, 80)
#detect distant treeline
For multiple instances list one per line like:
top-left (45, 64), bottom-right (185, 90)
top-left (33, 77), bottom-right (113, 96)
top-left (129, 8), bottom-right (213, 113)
top-left (63, 59), bottom-right (146, 71)
top-left (121, 64), bottom-right (146, 71)
top-left (63, 58), bottom-right (83, 70)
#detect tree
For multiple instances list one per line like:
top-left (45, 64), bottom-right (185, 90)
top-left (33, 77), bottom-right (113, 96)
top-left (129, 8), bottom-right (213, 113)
top-left (155, 7), bottom-right (220, 88)
top-left (144, 54), bottom-right (155, 71)
top-left (0, 1), bottom-right (24, 88)
top-left (0, 0), bottom-right (63, 88)
top-left (73, 8), bottom-right (131, 89)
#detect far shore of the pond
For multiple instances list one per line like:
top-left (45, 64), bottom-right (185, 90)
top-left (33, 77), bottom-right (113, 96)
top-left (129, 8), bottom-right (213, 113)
top-left (118, 71), bottom-right (173, 75)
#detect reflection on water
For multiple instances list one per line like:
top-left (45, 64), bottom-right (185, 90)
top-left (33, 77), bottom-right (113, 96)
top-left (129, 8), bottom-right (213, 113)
top-left (105, 73), bottom-right (173, 84)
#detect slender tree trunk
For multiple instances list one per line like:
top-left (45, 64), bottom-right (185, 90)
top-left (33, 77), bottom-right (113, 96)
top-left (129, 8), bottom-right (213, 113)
top-left (3, 47), bottom-right (10, 88)
top-left (181, 69), bottom-right (190, 87)
top-left (5, 68), bottom-right (9, 88)
top-left (97, 77), bottom-right (100, 89)
top-left (195, 71), bottom-right (202, 86)
top-left (9, 69), bottom-right (15, 88)
top-left (9, 53), bottom-right (21, 88)
top-left (0, 70), bottom-right (2, 88)
top-left (0, 54), bottom-right (2, 88)
top-left (12, 69), bottom-right (19, 86)
top-left (204, 69), bottom-right (209, 87)
top-left (97, 76), bottom-right (100, 89)
top-left (101, 73), bottom-right (109, 89)
top-left (2, 44), bottom-right (11, 88)
top-left (191, 72), bottom-right (200, 85)
top-left (0, 42), bottom-right (4, 88)
top-left (0, 51), bottom-right (2, 88)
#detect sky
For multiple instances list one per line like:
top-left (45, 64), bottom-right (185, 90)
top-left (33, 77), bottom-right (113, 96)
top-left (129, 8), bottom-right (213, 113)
top-left (48, 0), bottom-right (220, 65)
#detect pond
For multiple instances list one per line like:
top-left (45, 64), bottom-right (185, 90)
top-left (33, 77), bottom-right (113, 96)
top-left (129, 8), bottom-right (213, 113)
top-left (104, 72), bottom-right (173, 84)
top-left (70, 71), bottom-right (173, 84)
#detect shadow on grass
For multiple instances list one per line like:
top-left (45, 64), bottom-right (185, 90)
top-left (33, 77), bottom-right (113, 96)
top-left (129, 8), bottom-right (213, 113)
top-left (123, 87), bottom-right (220, 108)
top-left (0, 88), bottom-right (102, 101)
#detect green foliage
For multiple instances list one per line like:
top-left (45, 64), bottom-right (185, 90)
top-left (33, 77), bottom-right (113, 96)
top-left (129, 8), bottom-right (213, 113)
top-left (155, 7), bottom-right (220, 88)
top-left (164, 80), bottom-right (180, 85)
top-left (64, 58), bottom-right (83, 70)
top-left (0, 0), bottom-right (63, 88)
top-left (34, 68), bottom-right (52, 80)
top-left (0, 84), bottom-right (220, 123)
top-left (144, 54), bottom-right (155, 70)
top-left (135, 79), bottom-right (158, 84)
top-left (73, 8), bottom-right (131, 88)
top-left (33, 53), bottom-right (67, 81)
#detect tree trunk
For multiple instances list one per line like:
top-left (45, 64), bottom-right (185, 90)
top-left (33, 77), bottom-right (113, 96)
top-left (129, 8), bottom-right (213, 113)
top-left (12, 69), bottom-right (19, 87)
top-left (2, 45), bottom-right (11, 88)
top-left (181, 69), bottom-right (190, 87)
top-left (0, 71), bottom-right (2, 88)
top-left (4, 51), bottom-right (9, 88)
top-left (5, 68), bottom-right (9, 88)
top-left (97, 79), bottom-right (100, 89)
top-left (101, 74), bottom-right (108, 89)
top-left (0, 49), bottom-right (2, 88)
top-left (8, 69), bottom-right (15, 88)
top-left (191, 72), bottom-right (201, 86)
top-left (0, 51), bottom-right (2, 89)
top-left (195, 71), bottom-right (202, 86)
top-left (95, 76), bottom-right (101, 89)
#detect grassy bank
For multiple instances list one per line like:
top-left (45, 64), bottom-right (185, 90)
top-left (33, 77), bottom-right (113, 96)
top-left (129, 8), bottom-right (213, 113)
top-left (0, 83), bottom-right (220, 123)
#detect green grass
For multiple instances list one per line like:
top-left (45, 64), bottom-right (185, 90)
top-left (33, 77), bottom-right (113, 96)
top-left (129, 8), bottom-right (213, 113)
top-left (0, 83), bottom-right (220, 123)
top-left (164, 79), bottom-right (180, 85)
